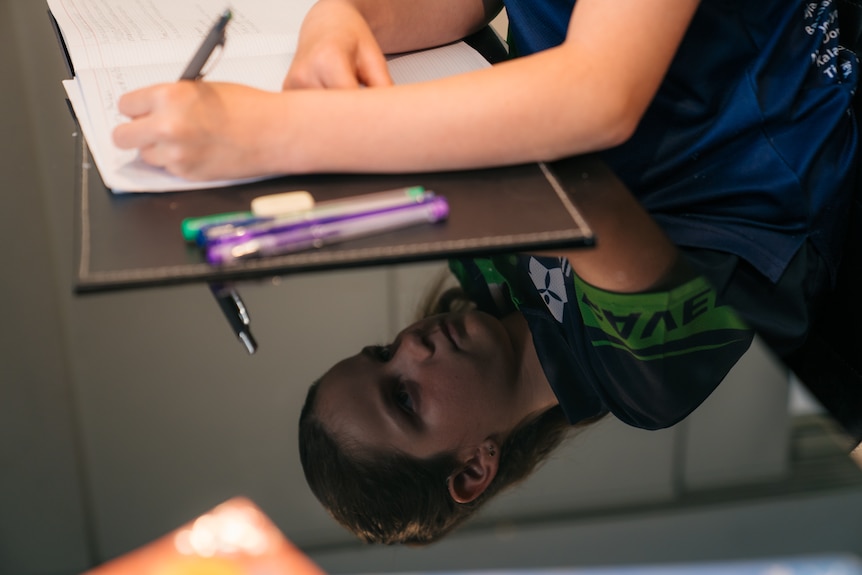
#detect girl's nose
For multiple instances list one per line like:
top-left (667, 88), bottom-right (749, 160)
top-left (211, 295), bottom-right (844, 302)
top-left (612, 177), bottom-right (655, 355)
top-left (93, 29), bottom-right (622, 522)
top-left (394, 328), bottom-right (434, 362)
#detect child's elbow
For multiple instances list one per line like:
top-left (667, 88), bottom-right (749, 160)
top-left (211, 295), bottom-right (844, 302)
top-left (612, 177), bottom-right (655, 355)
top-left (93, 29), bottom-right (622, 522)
top-left (542, 90), bottom-right (647, 160)
top-left (597, 94), bottom-right (643, 149)
top-left (605, 114), bottom-right (639, 148)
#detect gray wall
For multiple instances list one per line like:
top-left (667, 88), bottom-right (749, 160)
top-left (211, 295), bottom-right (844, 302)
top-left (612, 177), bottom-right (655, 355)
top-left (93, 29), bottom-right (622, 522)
top-left (1, 0), bottom-right (90, 572)
top-left (2, 1), bottom-right (862, 574)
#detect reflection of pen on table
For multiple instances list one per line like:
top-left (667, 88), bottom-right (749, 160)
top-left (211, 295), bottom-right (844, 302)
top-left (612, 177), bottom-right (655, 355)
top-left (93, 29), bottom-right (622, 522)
top-left (209, 282), bottom-right (257, 355)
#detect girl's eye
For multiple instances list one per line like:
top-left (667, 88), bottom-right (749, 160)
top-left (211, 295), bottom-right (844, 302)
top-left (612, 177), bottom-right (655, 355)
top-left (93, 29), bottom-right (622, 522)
top-left (376, 345), bottom-right (393, 361)
top-left (395, 384), bottom-right (415, 414)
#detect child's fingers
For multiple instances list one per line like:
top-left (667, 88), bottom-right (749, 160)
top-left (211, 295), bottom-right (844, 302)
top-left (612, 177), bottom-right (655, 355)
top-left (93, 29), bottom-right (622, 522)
top-left (357, 46), bottom-right (394, 87)
top-left (116, 84), bottom-right (164, 118)
top-left (112, 114), bottom-right (161, 150)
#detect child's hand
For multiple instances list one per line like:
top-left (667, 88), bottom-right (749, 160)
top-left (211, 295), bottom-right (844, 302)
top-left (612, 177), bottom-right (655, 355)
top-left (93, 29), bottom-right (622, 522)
top-left (284, 0), bottom-right (393, 89)
top-left (112, 82), bottom-right (286, 181)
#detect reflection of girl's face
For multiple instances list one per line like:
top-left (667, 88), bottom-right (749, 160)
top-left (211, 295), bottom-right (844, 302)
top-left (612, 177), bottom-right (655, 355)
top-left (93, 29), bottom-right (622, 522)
top-left (314, 310), bottom-right (524, 461)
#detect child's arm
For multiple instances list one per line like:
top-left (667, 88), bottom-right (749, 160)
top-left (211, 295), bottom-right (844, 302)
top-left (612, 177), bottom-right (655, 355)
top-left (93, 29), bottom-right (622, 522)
top-left (112, 0), bottom-right (700, 182)
top-left (538, 174), bottom-right (688, 295)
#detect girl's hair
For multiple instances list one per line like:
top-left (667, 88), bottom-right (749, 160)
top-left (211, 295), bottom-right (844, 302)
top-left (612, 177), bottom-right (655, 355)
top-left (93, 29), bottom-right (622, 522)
top-left (299, 384), bottom-right (580, 545)
top-left (297, 267), bottom-right (602, 545)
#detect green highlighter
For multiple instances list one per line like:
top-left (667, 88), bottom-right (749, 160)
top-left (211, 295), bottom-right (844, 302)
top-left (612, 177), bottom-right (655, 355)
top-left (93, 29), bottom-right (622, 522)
top-left (181, 211), bottom-right (257, 242)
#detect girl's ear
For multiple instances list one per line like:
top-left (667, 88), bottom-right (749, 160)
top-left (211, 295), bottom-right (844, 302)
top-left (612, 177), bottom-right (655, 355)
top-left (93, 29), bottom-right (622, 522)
top-left (446, 440), bottom-right (500, 504)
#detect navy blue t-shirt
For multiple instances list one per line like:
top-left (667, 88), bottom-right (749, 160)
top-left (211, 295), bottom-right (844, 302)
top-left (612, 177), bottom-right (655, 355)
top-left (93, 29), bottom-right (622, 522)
top-left (503, 0), bottom-right (858, 284)
top-left (450, 256), bottom-right (753, 429)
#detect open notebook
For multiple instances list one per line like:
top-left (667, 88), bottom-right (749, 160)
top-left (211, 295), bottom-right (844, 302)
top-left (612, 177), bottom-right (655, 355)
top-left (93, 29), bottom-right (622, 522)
top-left (48, 0), bottom-right (492, 193)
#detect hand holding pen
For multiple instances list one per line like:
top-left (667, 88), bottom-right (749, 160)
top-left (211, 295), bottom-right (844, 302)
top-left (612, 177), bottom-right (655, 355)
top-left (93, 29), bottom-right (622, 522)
top-left (112, 8), bottom-right (267, 181)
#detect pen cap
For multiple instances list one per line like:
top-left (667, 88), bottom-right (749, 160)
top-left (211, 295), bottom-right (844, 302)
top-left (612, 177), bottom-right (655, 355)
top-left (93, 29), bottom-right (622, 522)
top-left (251, 191), bottom-right (315, 217)
top-left (427, 196), bottom-right (449, 220)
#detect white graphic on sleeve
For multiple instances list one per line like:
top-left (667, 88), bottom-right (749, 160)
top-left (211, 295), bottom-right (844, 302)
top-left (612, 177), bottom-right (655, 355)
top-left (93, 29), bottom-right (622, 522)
top-left (529, 257), bottom-right (568, 323)
top-left (804, 0), bottom-right (854, 80)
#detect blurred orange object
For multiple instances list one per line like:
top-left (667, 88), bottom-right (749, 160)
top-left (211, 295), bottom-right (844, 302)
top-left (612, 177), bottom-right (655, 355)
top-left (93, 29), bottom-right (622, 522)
top-left (82, 497), bottom-right (327, 575)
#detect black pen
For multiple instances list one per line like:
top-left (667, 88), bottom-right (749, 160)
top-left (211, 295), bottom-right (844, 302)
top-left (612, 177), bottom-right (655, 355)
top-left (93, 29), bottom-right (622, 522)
top-left (209, 282), bottom-right (257, 354)
top-left (180, 9), bottom-right (232, 81)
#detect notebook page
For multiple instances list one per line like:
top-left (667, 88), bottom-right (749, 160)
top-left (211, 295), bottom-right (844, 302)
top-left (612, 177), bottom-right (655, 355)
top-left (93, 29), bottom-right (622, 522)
top-left (49, 0), bottom-right (228, 70)
top-left (48, 0), bottom-right (315, 71)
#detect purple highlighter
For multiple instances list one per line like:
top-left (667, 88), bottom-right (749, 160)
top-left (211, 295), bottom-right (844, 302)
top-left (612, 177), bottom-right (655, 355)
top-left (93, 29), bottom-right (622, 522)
top-left (207, 196), bottom-right (449, 266)
top-left (202, 186), bottom-right (434, 248)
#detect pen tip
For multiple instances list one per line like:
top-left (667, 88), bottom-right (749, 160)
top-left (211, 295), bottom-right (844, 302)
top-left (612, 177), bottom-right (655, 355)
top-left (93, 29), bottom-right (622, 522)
top-left (240, 331), bottom-right (257, 355)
